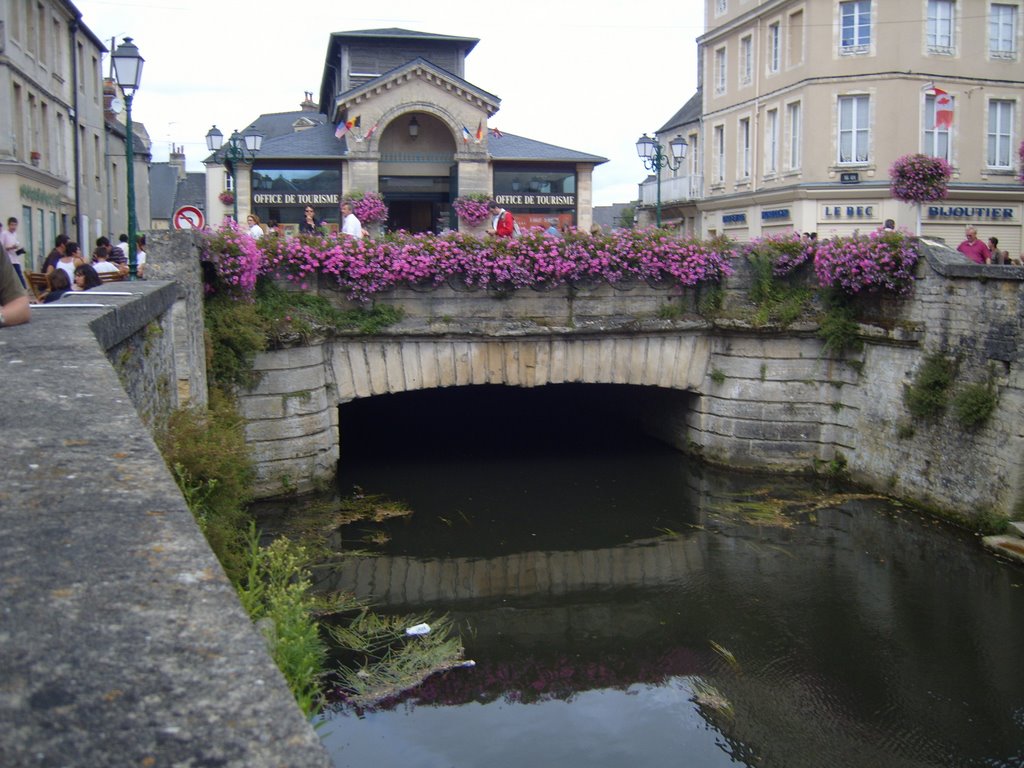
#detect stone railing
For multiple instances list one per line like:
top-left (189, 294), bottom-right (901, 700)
top-left (0, 248), bottom-right (330, 765)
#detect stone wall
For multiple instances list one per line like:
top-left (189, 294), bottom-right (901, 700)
top-left (0, 280), bottom-right (329, 766)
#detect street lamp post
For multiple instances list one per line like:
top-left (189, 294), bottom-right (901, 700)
top-left (635, 133), bottom-right (688, 228)
top-left (111, 37), bottom-right (144, 279)
top-left (205, 126), bottom-right (263, 224)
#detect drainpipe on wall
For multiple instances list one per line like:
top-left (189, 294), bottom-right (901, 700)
top-left (69, 18), bottom-right (82, 244)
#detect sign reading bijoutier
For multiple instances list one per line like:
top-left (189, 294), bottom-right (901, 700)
top-left (252, 193), bottom-right (340, 206)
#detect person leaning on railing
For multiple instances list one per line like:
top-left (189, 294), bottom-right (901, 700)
top-left (0, 248), bottom-right (30, 327)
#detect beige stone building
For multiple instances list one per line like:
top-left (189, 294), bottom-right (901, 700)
top-left (641, 0), bottom-right (1023, 254)
top-left (205, 29), bottom-right (606, 234)
top-left (0, 1), bottom-right (150, 268)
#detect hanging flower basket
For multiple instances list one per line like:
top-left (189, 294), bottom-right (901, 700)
top-left (453, 196), bottom-right (492, 226)
top-left (889, 153), bottom-right (952, 204)
top-left (343, 191), bottom-right (388, 224)
top-left (218, 190), bottom-right (235, 205)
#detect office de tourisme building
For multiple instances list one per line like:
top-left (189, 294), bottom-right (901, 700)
top-left (204, 29), bottom-right (606, 235)
top-left (638, 0), bottom-right (1023, 254)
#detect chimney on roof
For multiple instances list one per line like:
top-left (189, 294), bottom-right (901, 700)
top-left (103, 78), bottom-right (118, 116)
top-left (169, 145), bottom-right (186, 179)
top-left (300, 91), bottom-right (319, 112)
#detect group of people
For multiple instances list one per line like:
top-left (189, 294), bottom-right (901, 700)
top-left (0, 217), bottom-right (149, 306)
top-left (957, 226), bottom-right (1017, 265)
top-left (250, 202), bottom-right (365, 239)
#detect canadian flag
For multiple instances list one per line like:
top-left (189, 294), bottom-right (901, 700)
top-left (933, 87), bottom-right (954, 129)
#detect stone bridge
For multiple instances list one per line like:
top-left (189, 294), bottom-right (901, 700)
top-left (239, 240), bottom-right (1024, 521)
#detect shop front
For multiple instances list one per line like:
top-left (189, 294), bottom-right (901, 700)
top-left (923, 203), bottom-right (1021, 256)
top-left (492, 165), bottom-right (578, 231)
top-left (251, 167), bottom-right (342, 235)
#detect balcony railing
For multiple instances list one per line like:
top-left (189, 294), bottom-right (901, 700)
top-left (639, 174), bottom-right (703, 205)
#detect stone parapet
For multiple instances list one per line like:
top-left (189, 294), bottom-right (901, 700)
top-left (0, 283), bottom-right (329, 767)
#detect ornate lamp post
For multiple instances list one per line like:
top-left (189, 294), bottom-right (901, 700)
top-left (111, 37), bottom-right (144, 279)
top-left (205, 125), bottom-right (263, 223)
top-left (635, 133), bottom-right (688, 228)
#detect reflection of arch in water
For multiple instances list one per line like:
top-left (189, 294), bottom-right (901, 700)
top-left (324, 535), bottom-right (707, 607)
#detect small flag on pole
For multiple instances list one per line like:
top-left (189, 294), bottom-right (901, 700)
top-left (932, 88), bottom-right (953, 129)
top-left (489, 127), bottom-right (503, 138)
top-left (475, 120), bottom-right (483, 143)
top-left (363, 121), bottom-right (379, 140)
top-left (335, 114), bottom-right (360, 139)
top-left (461, 125), bottom-right (472, 143)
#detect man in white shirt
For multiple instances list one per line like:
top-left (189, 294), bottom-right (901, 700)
top-left (340, 202), bottom-right (363, 238)
top-left (1, 217), bottom-right (26, 288)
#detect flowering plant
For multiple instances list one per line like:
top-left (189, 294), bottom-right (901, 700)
top-left (813, 229), bottom-right (919, 296)
top-left (343, 191), bottom-right (388, 223)
top-left (202, 225), bottom-right (734, 302)
top-left (218, 190), bottom-right (235, 205)
top-left (889, 153), bottom-right (952, 203)
top-left (198, 221), bottom-right (265, 295)
top-left (452, 195), bottom-right (492, 226)
top-left (743, 231), bottom-right (813, 278)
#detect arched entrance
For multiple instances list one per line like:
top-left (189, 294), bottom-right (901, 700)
top-left (378, 112), bottom-right (457, 233)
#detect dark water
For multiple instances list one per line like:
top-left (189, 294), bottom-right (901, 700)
top-left (259, 385), bottom-right (1024, 768)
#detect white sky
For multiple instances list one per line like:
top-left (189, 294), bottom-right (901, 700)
top-left (75, 0), bottom-right (703, 207)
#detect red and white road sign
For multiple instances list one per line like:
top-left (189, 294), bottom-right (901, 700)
top-left (173, 205), bottom-right (205, 230)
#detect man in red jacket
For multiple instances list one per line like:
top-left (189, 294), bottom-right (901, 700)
top-left (487, 201), bottom-right (516, 238)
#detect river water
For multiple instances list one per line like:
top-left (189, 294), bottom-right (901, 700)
top-left (260, 385), bottom-right (1024, 768)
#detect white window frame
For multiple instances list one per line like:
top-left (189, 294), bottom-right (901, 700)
top-left (923, 94), bottom-right (953, 162)
top-left (788, 9), bottom-right (805, 67)
top-left (989, 4), bottom-right (1018, 58)
top-left (787, 101), bottom-right (802, 171)
top-left (987, 98), bottom-right (1015, 168)
top-left (713, 124), bottom-right (726, 183)
top-left (738, 117), bottom-right (751, 179)
top-left (768, 22), bottom-right (781, 72)
top-left (838, 94), bottom-right (870, 165)
top-left (712, 47), bottom-right (729, 95)
top-left (927, 0), bottom-right (956, 54)
top-left (714, 46), bottom-right (727, 95)
top-left (840, 0), bottom-right (871, 53)
top-left (224, 171), bottom-right (234, 191)
top-left (765, 108), bottom-right (779, 175)
top-left (740, 35), bottom-right (753, 85)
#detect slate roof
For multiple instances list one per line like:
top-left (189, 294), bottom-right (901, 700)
top-left (251, 121), bottom-right (347, 160)
top-left (325, 27), bottom-right (478, 53)
top-left (149, 164), bottom-right (180, 220)
top-left (174, 172), bottom-right (207, 212)
top-left (150, 166), bottom-right (208, 221)
top-left (247, 110), bottom-right (327, 141)
top-left (487, 132), bottom-right (607, 165)
top-left (657, 90), bottom-right (702, 134)
top-left (202, 112), bottom-right (332, 164)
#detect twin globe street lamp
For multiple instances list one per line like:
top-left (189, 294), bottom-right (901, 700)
top-left (635, 133), bottom-right (688, 228)
top-left (205, 125), bottom-right (263, 223)
top-left (111, 37), bottom-right (144, 279)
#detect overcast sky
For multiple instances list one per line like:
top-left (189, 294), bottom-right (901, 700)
top-left (76, 0), bottom-right (702, 207)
